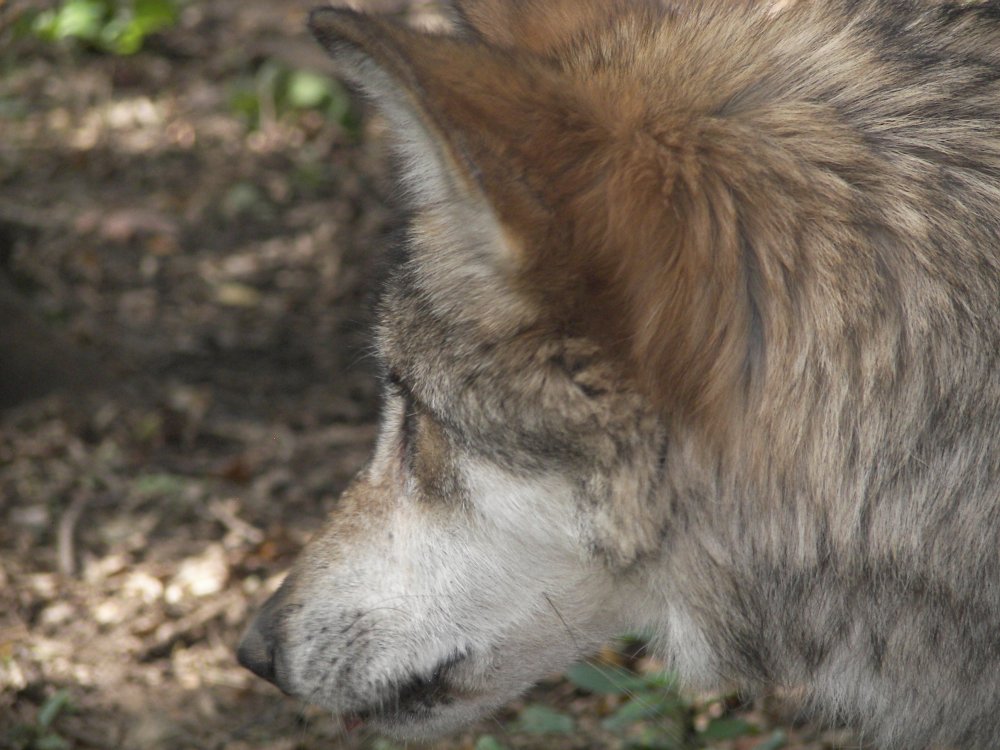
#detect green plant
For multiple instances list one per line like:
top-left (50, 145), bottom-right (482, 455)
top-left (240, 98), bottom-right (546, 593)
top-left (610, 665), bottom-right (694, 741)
top-left (9, 690), bottom-right (74, 750)
top-left (511, 704), bottom-right (576, 735)
top-left (473, 736), bottom-right (508, 750)
top-left (229, 61), bottom-right (358, 133)
top-left (26, 0), bottom-right (180, 55)
top-left (564, 659), bottom-right (761, 749)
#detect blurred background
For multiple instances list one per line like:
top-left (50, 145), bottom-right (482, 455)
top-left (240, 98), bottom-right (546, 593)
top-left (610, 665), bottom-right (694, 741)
top-left (0, 2), bottom-right (857, 748)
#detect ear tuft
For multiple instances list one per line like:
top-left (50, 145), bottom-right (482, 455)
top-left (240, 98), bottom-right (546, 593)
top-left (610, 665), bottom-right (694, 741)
top-left (308, 7), bottom-right (367, 53)
top-left (307, 6), bottom-right (354, 43)
top-left (308, 8), bottom-right (408, 88)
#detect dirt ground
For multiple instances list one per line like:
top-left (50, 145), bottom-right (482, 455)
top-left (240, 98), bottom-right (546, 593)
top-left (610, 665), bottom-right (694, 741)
top-left (0, 3), bottom-right (860, 748)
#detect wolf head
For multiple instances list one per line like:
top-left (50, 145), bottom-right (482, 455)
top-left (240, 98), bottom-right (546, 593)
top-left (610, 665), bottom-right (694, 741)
top-left (238, 0), bottom-right (1000, 746)
top-left (237, 0), bottom-right (783, 738)
top-left (235, 1), bottom-right (692, 737)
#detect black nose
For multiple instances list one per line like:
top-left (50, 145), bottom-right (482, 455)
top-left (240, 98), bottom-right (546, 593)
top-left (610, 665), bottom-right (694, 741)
top-left (237, 580), bottom-right (290, 689)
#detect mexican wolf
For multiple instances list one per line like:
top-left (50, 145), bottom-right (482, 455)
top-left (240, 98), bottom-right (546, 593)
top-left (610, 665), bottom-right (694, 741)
top-left (238, 1), bottom-right (1000, 747)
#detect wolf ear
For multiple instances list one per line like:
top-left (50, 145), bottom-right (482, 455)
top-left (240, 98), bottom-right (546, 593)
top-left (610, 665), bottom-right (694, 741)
top-left (309, 9), bottom-right (561, 284)
top-left (449, 0), bottom-right (663, 54)
top-left (310, 8), bottom-right (480, 212)
top-left (310, 6), bottom-right (753, 430)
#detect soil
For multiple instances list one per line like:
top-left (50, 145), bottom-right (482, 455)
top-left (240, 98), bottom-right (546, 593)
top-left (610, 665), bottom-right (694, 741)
top-left (0, 2), bottom-right (858, 748)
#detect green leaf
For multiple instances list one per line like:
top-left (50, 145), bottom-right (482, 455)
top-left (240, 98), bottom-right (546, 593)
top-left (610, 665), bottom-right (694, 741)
top-left (636, 671), bottom-right (679, 691)
top-left (286, 70), bottom-right (332, 110)
top-left (0, 97), bottom-right (29, 121)
top-left (229, 85), bottom-right (261, 122)
top-left (134, 473), bottom-right (185, 497)
top-left (133, 0), bottom-right (179, 33)
top-left (6, 724), bottom-right (36, 747)
top-left (35, 733), bottom-right (70, 750)
top-left (513, 705), bottom-right (575, 735)
top-left (53, 0), bottom-right (108, 41)
top-left (221, 182), bottom-right (267, 219)
top-left (474, 736), bottom-right (508, 750)
top-left (27, 0), bottom-right (178, 54)
top-left (323, 79), bottom-right (353, 125)
top-left (601, 693), bottom-right (682, 733)
top-left (566, 661), bottom-right (647, 695)
top-left (755, 730), bottom-right (788, 750)
top-left (256, 61), bottom-right (284, 100)
top-left (99, 16), bottom-right (141, 54)
top-left (30, 10), bottom-right (61, 40)
top-left (37, 690), bottom-right (72, 729)
top-left (699, 717), bottom-right (756, 741)
top-left (626, 725), bottom-right (685, 750)
top-left (97, 0), bottom-right (176, 55)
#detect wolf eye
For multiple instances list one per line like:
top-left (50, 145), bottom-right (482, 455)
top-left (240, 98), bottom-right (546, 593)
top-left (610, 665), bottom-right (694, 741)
top-left (387, 369), bottom-right (425, 415)
top-left (386, 370), bottom-right (419, 457)
top-left (387, 368), bottom-right (418, 401)
top-left (400, 399), bottom-right (418, 457)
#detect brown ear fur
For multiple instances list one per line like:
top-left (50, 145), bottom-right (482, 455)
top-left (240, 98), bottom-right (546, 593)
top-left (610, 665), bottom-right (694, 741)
top-left (310, 8), bottom-right (570, 227)
top-left (311, 6), bottom-right (759, 430)
top-left (518, 117), bottom-right (759, 432)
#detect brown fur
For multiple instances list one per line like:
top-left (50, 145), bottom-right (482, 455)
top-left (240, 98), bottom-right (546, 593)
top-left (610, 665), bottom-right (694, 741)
top-left (312, 1), bottom-right (748, 427)
top-left (239, 2), bottom-right (1000, 747)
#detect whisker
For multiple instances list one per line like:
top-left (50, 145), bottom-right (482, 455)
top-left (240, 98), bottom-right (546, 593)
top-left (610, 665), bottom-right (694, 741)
top-left (543, 591), bottom-right (581, 653)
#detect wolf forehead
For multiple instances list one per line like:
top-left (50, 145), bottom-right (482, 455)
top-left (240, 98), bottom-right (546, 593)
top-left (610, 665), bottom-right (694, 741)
top-left (374, 261), bottom-right (660, 474)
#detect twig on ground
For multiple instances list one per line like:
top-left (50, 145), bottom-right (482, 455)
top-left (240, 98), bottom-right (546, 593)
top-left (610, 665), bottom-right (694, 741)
top-left (57, 491), bottom-right (91, 577)
top-left (138, 590), bottom-right (244, 661)
top-left (209, 499), bottom-right (265, 545)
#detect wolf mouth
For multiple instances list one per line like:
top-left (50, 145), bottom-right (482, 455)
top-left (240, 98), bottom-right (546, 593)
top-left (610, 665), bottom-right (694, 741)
top-left (345, 650), bottom-right (470, 728)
